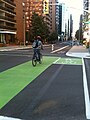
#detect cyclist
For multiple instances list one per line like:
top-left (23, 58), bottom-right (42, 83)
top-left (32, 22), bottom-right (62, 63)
top-left (32, 36), bottom-right (43, 61)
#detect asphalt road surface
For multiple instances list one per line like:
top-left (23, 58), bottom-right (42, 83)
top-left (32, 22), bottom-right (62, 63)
top-left (0, 64), bottom-right (85, 120)
top-left (84, 58), bottom-right (90, 99)
top-left (0, 43), bottom-right (71, 72)
top-left (0, 43), bottom-right (88, 120)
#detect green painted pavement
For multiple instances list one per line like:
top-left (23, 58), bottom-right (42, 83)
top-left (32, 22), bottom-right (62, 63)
top-left (0, 57), bottom-right (82, 108)
top-left (54, 57), bottom-right (82, 65)
top-left (0, 56), bottom-right (58, 108)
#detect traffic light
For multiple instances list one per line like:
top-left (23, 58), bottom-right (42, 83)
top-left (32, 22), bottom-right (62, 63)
top-left (43, 0), bottom-right (49, 14)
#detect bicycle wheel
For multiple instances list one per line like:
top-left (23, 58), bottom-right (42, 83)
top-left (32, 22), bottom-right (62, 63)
top-left (32, 57), bottom-right (37, 67)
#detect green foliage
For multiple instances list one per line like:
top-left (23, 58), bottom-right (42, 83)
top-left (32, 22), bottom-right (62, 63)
top-left (75, 29), bottom-right (83, 41)
top-left (75, 30), bottom-right (79, 40)
top-left (30, 12), bottom-right (49, 41)
top-left (48, 32), bottom-right (58, 43)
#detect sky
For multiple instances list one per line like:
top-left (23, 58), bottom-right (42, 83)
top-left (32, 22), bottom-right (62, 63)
top-left (59, 0), bottom-right (83, 36)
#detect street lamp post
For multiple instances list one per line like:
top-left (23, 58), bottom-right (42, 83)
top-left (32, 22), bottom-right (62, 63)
top-left (22, 2), bottom-right (26, 46)
top-left (23, 14), bottom-right (26, 46)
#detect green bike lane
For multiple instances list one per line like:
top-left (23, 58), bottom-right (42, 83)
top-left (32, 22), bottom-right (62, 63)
top-left (0, 56), bottom-right (87, 120)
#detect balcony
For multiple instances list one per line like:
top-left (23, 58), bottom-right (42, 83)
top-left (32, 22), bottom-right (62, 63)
top-left (0, 25), bottom-right (17, 30)
top-left (0, 16), bottom-right (16, 23)
top-left (0, 6), bottom-right (16, 15)
top-left (1, 0), bottom-right (16, 7)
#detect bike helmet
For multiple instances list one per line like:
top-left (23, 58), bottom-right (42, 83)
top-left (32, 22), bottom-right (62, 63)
top-left (37, 36), bottom-right (41, 40)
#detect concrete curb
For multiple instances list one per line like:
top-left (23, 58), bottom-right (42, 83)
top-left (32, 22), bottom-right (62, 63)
top-left (0, 46), bottom-right (31, 51)
top-left (66, 45), bottom-right (90, 58)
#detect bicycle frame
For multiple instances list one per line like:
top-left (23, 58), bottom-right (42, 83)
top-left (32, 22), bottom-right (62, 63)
top-left (32, 50), bottom-right (42, 67)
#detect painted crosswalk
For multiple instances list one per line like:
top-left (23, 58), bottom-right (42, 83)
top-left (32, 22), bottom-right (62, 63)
top-left (53, 57), bottom-right (82, 65)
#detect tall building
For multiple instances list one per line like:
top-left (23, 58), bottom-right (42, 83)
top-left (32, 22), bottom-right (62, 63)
top-left (70, 14), bottom-right (73, 39)
top-left (79, 14), bottom-right (83, 40)
top-left (0, 0), bottom-right (16, 45)
top-left (58, 3), bottom-right (71, 35)
top-left (83, 0), bottom-right (89, 20)
top-left (22, 0), bottom-right (52, 41)
top-left (59, 3), bottom-right (66, 35)
top-left (22, 0), bottom-right (59, 36)
top-left (66, 11), bottom-right (73, 40)
top-left (15, 0), bottom-right (24, 45)
top-left (50, 0), bottom-right (59, 33)
top-left (22, 0), bottom-right (44, 32)
top-left (58, 3), bottom-right (73, 40)
top-left (0, 0), bottom-right (24, 46)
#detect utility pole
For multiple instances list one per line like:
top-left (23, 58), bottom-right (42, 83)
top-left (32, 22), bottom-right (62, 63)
top-left (22, 2), bottom-right (26, 46)
top-left (23, 14), bottom-right (26, 46)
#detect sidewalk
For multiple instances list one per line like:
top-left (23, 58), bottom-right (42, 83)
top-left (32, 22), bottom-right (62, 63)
top-left (0, 44), bottom-right (49, 52)
top-left (0, 45), bottom-right (32, 51)
top-left (66, 45), bottom-right (90, 58)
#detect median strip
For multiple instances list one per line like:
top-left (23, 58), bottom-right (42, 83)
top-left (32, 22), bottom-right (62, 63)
top-left (51, 46), bottom-right (69, 53)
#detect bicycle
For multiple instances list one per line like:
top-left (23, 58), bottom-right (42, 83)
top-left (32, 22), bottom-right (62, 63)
top-left (32, 52), bottom-right (43, 67)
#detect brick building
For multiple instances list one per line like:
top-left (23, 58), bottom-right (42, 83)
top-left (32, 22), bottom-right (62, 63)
top-left (15, 0), bottom-right (24, 45)
top-left (22, 0), bottom-right (59, 35)
top-left (0, 0), bottom-right (25, 46)
top-left (0, 0), bottom-right (59, 46)
top-left (0, 0), bottom-right (16, 45)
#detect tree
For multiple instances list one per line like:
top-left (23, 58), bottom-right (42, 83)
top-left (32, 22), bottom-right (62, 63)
top-left (30, 12), bottom-right (49, 42)
top-left (75, 30), bottom-right (79, 40)
top-left (48, 32), bottom-right (58, 43)
top-left (75, 29), bottom-right (83, 41)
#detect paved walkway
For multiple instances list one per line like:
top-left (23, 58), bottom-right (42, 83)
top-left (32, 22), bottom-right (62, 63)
top-left (0, 45), bottom-right (31, 51)
top-left (66, 45), bottom-right (90, 58)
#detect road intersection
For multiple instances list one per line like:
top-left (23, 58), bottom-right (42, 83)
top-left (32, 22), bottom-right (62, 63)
top-left (0, 44), bottom-right (90, 120)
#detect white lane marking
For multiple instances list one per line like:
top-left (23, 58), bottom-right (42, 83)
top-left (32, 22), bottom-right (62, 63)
top-left (82, 58), bottom-right (90, 119)
top-left (51, 46), bottom-right (69, 53)
top-left (0, 116), bottom-right (22, 120)
top-left (53, 58), bottom-right (61, 64)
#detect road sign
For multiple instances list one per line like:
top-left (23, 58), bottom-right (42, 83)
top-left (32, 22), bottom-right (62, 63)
top-left (84, 21), bottom-right (90, 24)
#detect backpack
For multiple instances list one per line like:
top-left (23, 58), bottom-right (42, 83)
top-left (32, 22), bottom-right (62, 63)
top-left (33, 40), bottom-right (38, 48)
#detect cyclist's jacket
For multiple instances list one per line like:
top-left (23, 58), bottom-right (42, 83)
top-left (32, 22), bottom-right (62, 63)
top-left (32, 40), bottom-right (43, 50)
